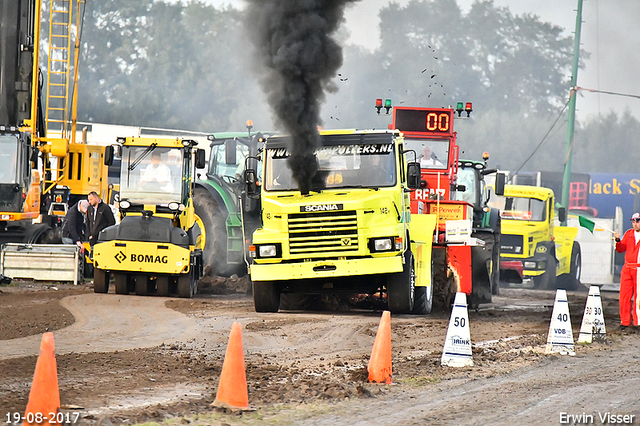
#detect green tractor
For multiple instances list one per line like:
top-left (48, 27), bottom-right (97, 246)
top-left (194, 124), bottom-right (272, 278)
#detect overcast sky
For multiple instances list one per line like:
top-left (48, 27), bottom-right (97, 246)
top-left (203, 0), bottom-right (640, 122)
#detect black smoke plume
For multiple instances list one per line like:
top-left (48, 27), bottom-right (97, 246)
top-left (245, 0), bottom-right (357, 194)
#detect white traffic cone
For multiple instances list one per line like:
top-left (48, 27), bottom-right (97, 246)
top-left (441, 292), bottom-right (473, 367)
top-left (546, 289), bottom-right (575, 356)
top-left (578, 285), bottom-right (607, 344)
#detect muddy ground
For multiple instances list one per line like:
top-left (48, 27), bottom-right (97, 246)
top-left (0, 279), bottom-right (638, 426)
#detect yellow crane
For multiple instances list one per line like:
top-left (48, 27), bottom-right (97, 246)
top-left (0, 0), bottom-right (108, 244)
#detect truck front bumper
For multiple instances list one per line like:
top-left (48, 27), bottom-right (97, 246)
top-left (500, 257), bottom-right (546, 280)
top-left (250, 255), bottom-right (403, 282)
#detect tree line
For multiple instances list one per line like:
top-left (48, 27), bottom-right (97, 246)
top-left (56, 0), bottom-right (639, 174)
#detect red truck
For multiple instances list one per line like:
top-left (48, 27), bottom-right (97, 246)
top-left (389, 104), bottom-right (505, 307)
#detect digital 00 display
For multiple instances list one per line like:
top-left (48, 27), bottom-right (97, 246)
top-left (392, 108), bottom-right (454, 135)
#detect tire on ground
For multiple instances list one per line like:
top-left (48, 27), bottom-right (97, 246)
top-left (114, 273), bottom-right (129, 295)
top-left (557, 242), bottom-right (581, 291)
top-left (412, 257), bottom-right (434, 315)
top-left (135, 275), bottom-right (149, 296)
top-left (387, 248), bottom-right (415, 314)
top-left (178, 274), bottom-right (194, 298)
top-left (156, 275), bottom-right (170, 296)
top-left (93, 268), bottom-right (108, 293)
top-left (533, 251), bottom-right (557, 290)
top-left (491, 234), bottom-right (501, 296)
top-left (253, 281), bottom-right (280, 312)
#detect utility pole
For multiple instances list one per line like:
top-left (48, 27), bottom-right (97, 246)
top-left (560, 0), bottom-right (584, 225)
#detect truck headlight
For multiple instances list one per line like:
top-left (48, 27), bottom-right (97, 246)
top-left (373, 238), bottom-right (392, 252)
top-left (258, 244), bottom-right (278, 258)
top-left (524, 261), bottom-right (536, 269)
top-left (119, 200), bottom-right (130, 209)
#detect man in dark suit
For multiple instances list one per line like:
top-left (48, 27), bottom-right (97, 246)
top-left (62, 200), bottom-right (89, 245)
top-left (87, 191), bottom-right (116, 247)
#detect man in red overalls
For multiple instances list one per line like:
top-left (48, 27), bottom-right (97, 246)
top-left (614, 212), bottom-right (640, 331)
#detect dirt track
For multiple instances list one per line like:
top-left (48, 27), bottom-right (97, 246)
top-left (1, 281), bottom-right (638, 425)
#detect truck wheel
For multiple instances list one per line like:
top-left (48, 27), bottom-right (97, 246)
top-left (558, 242), bottom-right (581, 291)
top-left (114, 273), bottom-right (129, 295)
top-left (156, 276), bottom-right (170, 296)
top-left (412, 258), bottom-right (433, 315)
top-left (533, 252), bottom-right (557, 290)
top-left (387, 249), bottom-right (415, 314)
top-left (193, 188), bottom-right (230, 277)
top-left (135, 275), bottom-right (149, 296)
top-left (93, 268), bottom-right (109, 293)
top-left (253, 281), bottom-right (280, 313)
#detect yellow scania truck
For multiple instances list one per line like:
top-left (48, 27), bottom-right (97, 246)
top-left (494, 184), bottom-right (581, 290)
top-left (244, 129), bottom-right (438, 314)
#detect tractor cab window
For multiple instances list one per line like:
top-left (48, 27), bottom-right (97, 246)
top-left (0, 135), bottom-right (19, 184)
top-left (210, 139), bottom-right (251, 182)
top-left (495, 196), bottom-right (547, 221)
top-left (119, 146), bottom-right (184, 204)
top-left (264, 142), bottom-right (397, 191)
top-left (452, 167), bottom-right (478, 204)
top-left (403, 138), bottom-right (449, 170)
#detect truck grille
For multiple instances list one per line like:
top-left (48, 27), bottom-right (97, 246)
top-left (501, 234), bottom-right (524, 255)
top-left (288, 210), bottom-right (358, 255)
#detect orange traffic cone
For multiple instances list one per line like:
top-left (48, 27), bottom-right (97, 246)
top-left (212, 322), bottom-right (250, 411)
top-left (368, 310), bottom-right (392, 383)
top-left (23, 332), bottom-right (60, 426)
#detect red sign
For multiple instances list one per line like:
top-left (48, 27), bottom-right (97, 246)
top-left (392, 107), bottom-right (454, 136)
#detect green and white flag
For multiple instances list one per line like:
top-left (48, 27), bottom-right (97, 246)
top-left (578, 215), bottom-right (596, 233)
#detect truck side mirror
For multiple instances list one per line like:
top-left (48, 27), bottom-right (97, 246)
top-left (406, 162), bottom-right (421, 189)
top-left (195, 149), bottom-right (206, 169)
top-left (104, 145), bottom-right (114, 166)
top-left (494, 173), bottom-right (506, 196)
top-left (557, 207), bottom-right (566, 223)
top-left (226, 139), bottom-right (237, 165)
top-left (245, 168), bottom-right (259, 197)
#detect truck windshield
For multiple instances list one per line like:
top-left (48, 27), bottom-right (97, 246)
top-left (403, 138), bottom-right (449, 170)
top-left (495, 196), bottom-right (547, 221)
top-left (119, 146), bottom-right (184, 204)
top-left (264, 142), bottom-right (397, 191)
top-left (0, 135), bottom-right (19, 184)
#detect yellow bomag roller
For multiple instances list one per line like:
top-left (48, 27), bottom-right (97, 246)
top-left (92, 137), bottom-right (206, 297)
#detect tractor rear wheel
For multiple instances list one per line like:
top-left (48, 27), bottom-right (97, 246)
top-left (193, 188), bottom-right (230, 277)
